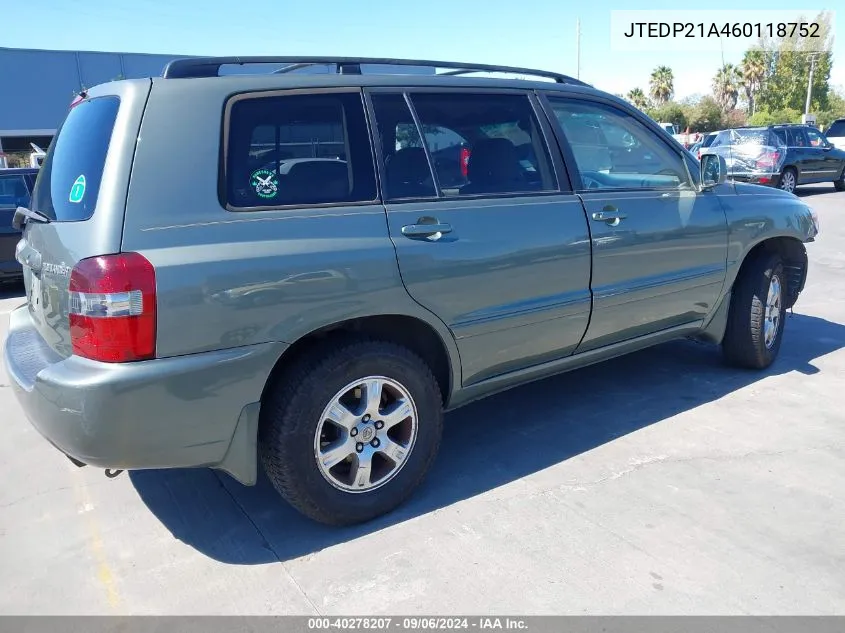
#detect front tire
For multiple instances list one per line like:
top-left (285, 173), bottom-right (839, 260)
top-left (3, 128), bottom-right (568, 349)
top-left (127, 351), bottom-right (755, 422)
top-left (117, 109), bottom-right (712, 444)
top-left (259, 339), bottom-right (443, 526)
top-left (722, 252), bottom-right (786, 369)
top-left (834, 168), bottom-right (845, 192)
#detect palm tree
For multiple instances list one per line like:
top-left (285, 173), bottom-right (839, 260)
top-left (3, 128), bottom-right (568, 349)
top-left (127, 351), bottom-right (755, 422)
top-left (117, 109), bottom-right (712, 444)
top-left (713, 64), bottom-right (741, 113)
top-left (740, 49), bottom-right (766, 116)
top-left (626, 87), bottom-right (650, 110)
top-left (649, 66), bottom-right (674, 105)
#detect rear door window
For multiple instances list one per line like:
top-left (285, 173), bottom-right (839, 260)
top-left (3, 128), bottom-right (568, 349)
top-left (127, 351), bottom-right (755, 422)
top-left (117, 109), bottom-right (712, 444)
top-left (403, 92), bottom-right (557, 196)
top-left (30, 96), bottom-right (120, 222)
top-left (369, 93), bottom-right (438, 200)
top-left (224, 91), bottom-right (377, 209)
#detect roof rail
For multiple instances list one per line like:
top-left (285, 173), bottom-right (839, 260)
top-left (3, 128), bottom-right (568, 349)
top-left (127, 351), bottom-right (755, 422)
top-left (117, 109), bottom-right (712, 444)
top-left (161, 56), bottom-right (590, 86)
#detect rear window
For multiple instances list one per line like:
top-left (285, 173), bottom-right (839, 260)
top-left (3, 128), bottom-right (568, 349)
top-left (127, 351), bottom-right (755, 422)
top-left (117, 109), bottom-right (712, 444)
top-left (731, 129), bottom-right (771, 145)
top-left (826, 120), bottom-right (845, 137)
top-left (31, 96), bottom-right (120, 222)
top-left (224, 92), bottom-right (377, 209)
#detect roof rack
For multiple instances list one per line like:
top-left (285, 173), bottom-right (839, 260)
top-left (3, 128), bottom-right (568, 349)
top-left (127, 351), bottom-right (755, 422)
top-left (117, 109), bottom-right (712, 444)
top-left (161, 56), bottom-right (590, 86)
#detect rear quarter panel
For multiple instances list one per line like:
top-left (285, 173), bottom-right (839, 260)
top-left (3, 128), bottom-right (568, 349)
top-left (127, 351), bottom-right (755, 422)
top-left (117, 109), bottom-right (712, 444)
top-left (121, 79), bottom-right (462, 385)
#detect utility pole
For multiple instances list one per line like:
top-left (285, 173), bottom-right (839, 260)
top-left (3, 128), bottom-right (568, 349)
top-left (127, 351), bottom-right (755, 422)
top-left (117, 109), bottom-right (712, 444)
top-left (805, 53), bottom-right (820, 115)
top-left (576, 18), bottom-right (581, 80)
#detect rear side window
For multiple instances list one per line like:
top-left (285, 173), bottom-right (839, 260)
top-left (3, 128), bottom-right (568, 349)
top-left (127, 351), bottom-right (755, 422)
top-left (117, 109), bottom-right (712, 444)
top-left (403, 92), bottom-right (557, 196)
top-left (0, 175), bottom-right (30, 209)
top-left (31, 96), bottom-right (120, 222)
top-left (224, 92), bottom-right (377, 209)
top-left (370, 93), bottom-right (437, 200)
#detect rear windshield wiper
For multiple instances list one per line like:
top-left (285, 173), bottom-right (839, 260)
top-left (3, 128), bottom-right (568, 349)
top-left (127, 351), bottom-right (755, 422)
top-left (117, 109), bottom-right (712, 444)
top-left (12, 206), bottom-right (51, 231)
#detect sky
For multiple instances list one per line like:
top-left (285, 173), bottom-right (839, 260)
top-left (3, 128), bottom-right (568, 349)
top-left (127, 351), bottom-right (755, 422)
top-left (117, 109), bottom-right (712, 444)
top-left (4, 0), bottom-right (843, 102)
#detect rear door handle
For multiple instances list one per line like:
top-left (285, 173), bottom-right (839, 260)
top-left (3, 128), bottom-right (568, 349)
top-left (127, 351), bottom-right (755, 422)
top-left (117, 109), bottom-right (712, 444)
top-left (401, 222), bottom-right (453, 239)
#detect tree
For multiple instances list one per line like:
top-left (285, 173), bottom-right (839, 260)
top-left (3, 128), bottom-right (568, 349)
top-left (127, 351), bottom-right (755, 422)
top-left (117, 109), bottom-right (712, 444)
top-left (815, 88), bottom-right (845, 129)
top-left (648, 102), bottom-right (688, 131)
top-left (649, 66), bottom-right (674, 105)
top-left (756, 11), bottom-right (834, 113)
top-left (626, 87), bottom-right (650, 111)
top-left (713, 64), bottom-right (741, 113)
top-left (747, 108), bottom-right (802, 126)
top-left (688, 96), bottom-right (724, 132)
top-left (740, 49), bottom-right (767, 115)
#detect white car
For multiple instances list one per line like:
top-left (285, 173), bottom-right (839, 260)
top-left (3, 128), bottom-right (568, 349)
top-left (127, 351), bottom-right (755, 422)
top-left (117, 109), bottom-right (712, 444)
top-left (826, 119), bottom-right (845, 149)
top-left (658, 122), bottom-right (689, 146)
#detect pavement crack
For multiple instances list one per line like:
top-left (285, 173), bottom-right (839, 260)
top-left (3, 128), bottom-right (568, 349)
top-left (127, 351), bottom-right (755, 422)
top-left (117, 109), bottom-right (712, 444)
top-left (212, 472), bottom-right (322, 615)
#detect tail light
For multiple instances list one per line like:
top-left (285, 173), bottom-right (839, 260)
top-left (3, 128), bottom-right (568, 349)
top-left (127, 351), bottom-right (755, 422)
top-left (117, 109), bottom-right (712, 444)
top-left (68, 253), bottom-right (156, 362)
top-left (460, 147), bottom-right (471, 178)
top-left (756, 151), bottom-right (780, 169)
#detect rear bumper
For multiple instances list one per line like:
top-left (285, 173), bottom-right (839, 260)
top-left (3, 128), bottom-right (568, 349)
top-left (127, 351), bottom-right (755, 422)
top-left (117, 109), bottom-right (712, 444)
top-left (3, 305), bottom-right (287, 484)
top-left (728, 172), bottom-right (778, 186)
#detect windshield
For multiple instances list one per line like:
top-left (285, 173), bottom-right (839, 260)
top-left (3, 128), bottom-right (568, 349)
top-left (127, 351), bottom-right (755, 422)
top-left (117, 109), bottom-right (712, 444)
top-left (30, 96), bottom-right (120, 222)
top-left (827, 120), bottom-right (845, 137)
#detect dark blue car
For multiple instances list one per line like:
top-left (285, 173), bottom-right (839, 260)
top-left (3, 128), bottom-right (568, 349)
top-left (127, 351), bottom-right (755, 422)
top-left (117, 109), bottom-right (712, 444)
top-left (702, 124), bottom-right (845, 194)
top-left (0, 168), bottom-right (39, 282)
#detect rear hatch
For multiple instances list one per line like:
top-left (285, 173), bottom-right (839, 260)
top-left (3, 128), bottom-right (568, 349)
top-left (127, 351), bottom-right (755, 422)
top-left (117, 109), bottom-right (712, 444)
top-left (16, 80), bottom-right (151, 359)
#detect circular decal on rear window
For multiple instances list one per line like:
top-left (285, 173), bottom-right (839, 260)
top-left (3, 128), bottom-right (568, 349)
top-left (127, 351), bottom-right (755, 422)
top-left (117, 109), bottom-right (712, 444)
top-left (250, 168), bottom-right (279, 200)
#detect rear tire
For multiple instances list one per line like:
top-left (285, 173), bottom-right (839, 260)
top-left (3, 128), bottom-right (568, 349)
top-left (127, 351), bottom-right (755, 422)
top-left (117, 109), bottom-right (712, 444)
top-left (722, 252), bottom-right (786, 369)
top-left (259, 339), bottom-right (443, 526)
top-left (777, 167), bottom-right (797, 194)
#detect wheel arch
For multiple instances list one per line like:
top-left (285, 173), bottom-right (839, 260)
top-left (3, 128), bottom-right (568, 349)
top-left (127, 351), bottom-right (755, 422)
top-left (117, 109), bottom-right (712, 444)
top-left (735, 236), bottom-right (808, 309)
top-left (260, 313), bottom-right (460, 410)
top-left (698, 234), bottom-right (808, 345)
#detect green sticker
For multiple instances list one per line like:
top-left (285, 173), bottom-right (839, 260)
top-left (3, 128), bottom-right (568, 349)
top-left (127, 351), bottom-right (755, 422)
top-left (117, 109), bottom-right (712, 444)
top-left (69, 175), bottom-right (86, 203)
top-left (250, 169), bottom-right (279, 199)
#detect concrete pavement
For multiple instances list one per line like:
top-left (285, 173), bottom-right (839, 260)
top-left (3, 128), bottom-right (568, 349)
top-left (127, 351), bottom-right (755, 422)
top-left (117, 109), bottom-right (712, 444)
top-left (1, 185), bottom-right (843, 615)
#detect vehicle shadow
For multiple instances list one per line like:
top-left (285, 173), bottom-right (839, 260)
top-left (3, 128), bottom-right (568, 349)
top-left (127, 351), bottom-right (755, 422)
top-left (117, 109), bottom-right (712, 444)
top-left (796, 184), bottom-right (837, 197)
top-left (130, 312), bottom-right (845, 564)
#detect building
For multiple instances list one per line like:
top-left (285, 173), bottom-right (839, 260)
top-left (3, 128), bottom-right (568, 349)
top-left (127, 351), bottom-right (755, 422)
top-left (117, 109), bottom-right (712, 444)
top-left (0, 47), bottom-right (186, 162)
top-left (0, 47), bottom-right (436, 166)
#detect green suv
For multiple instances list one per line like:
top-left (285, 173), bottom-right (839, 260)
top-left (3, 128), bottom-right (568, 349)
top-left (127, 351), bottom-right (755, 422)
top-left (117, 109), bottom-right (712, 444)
top-left (4, 57), bottom-right (819, 526)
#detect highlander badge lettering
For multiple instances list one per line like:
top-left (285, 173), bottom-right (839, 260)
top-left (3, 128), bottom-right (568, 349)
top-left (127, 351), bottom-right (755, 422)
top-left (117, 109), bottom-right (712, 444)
top-left (43, 262), bottom-right (71, 277)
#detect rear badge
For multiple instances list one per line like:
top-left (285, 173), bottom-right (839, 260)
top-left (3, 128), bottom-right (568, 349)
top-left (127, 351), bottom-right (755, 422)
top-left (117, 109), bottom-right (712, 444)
top-left (250, 169), bottom-right (279, 199)
top-left (69, 175), bottom-right (86, 203)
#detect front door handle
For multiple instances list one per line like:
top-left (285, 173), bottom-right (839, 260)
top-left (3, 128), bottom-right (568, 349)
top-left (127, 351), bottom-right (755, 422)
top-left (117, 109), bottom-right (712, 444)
top-left (591, 209), bottom-right (627, 225)
top-left (401, 219), bottom-right (453, 240)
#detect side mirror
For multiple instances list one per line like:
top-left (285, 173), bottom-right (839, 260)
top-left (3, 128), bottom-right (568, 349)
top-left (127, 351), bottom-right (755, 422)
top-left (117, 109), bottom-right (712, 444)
top-left (823, 143), bottom-right (833, 151)
top-left (701, 153), bottom-right (727, 188)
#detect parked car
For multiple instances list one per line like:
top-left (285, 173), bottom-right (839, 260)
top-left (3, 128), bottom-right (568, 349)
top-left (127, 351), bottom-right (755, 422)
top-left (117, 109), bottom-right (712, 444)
top-left (695, 131), bottom-right (719, 159)
top-left (825, 118), bottom-right (845, 150)
top-left (657, 122), bottom-right (688, 146)
top-left (0, 167), bottom-right (38, 282)
top-left (4, 56), bottom-right (818, 526)
top-left (702, 124), bottom-right (845, 193)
